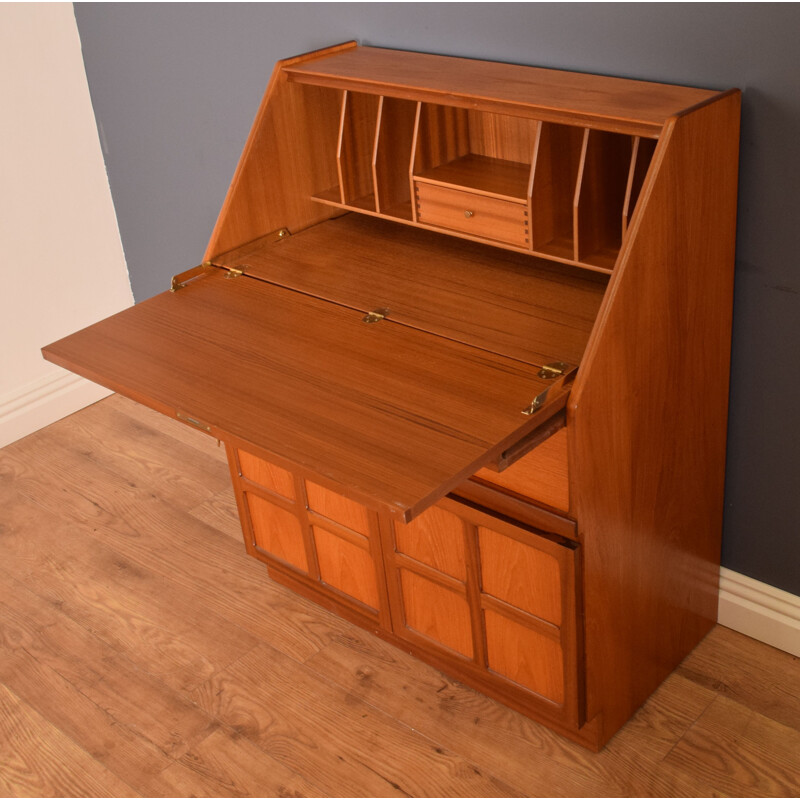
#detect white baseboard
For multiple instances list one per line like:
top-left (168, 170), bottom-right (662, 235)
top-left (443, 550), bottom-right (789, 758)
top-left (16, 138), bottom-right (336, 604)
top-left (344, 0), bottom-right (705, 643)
top-left (0, 370), bottom-right (112, 449)
top-left (718, 566), bottom-right (800, 657)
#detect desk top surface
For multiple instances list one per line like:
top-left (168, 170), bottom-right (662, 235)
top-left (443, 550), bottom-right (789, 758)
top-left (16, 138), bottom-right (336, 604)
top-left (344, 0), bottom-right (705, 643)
top-left (44, 256), bottom-right (575, 520)
top-left (216, 215), bottom-right (606, 369)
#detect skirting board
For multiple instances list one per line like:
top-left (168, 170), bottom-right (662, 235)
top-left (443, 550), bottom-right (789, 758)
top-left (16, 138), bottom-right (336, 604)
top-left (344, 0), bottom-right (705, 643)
top-left (0, 371), bottom-right (112, 449)
top-left (718, 566), bottom-right (800, 657)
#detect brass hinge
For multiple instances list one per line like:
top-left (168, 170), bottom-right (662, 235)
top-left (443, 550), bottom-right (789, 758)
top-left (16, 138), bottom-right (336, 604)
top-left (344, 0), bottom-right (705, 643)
top-left (522, 362), bottom-right (577, 415)
top-left (522, 388), bottom-right (550, 416)
top-left (362, 308), bottom-right (390, 324)
top-left (173, 228), bottom-right (289, 290)
top-left (170, 263), bottom-right (210, 292)
top-left (169, 260), bottom-right (244, 290)
top-left (537, 361), bottom-right (569, 380)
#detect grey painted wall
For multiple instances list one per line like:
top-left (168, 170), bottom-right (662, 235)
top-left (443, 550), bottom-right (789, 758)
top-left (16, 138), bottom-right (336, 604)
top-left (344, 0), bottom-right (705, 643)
top-left (75, 3), bottom-right (800, 594)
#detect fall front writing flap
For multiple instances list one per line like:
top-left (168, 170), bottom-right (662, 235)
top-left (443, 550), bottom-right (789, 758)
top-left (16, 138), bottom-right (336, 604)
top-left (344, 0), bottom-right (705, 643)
top-left (43, 267), bottom-right (572, 521)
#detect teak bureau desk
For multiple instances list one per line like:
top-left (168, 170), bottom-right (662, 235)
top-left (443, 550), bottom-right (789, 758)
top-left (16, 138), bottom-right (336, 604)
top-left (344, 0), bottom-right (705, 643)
top-left (43, 43), bottom-right (740, 750)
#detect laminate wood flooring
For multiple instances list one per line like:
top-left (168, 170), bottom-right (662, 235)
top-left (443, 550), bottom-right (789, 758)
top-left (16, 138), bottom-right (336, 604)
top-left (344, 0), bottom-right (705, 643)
top-left (1, 394), bottom-right (798, 797)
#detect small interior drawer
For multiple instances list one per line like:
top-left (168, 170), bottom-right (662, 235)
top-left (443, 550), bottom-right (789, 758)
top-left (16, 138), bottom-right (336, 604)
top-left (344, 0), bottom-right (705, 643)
top-left (415, 182), bottom-right (530, 247)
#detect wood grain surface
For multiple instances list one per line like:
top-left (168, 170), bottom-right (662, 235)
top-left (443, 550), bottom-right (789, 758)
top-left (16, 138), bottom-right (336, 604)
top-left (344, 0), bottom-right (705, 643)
top-left (570, 90), bottom-right (742, 743)
top-left (2, 395), bottom-right (795, 796)
top-left (394, 504), bottom-right (468, 581)
top-left (204, 42), bottom-right (353, 260)
top-left (285, 46), bottom-right (718, 135)
top-left (474, 426), bottom-right (570, 512)
top-left (216, 214), bottom-right (607, 368)
top-left (43, 267), bottom-right (575, 522)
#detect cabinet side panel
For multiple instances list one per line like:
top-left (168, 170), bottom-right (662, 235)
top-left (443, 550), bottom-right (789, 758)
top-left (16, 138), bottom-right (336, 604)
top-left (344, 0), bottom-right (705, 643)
top-left (205, 43), bottom-right (355, 259)
top-left (570, 91), bottom-right (740, 744)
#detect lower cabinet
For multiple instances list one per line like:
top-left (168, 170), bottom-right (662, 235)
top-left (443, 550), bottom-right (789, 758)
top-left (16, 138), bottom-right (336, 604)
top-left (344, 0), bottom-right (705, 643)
top-left (383, 497), bottom-right (581, 726)
top-left (229, 445), bottom-right (582, 729)
top-left (232, 446), bottom-right (391, 628)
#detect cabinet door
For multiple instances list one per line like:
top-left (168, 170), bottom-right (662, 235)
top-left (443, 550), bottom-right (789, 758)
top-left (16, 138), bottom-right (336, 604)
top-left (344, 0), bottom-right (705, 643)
top-left (382, 497), bottom-right (581, 726)
top-left (229, 445), bottom-right (390, 628)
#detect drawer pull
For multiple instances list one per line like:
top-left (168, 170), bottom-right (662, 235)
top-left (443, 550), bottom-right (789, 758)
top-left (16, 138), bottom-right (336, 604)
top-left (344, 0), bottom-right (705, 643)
top-left (464, 210), bottom-right (474, 218)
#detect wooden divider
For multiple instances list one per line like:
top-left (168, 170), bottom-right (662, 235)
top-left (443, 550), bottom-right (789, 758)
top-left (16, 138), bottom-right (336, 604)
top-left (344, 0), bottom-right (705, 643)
top-left (313, 93), bottom-right (658, 275)
top-left (530, 123), bottom-right (585, 261)
top-left (337, 90), bottom-right (380, 208)
top-left (574, 130), bottom-right (634, 269)
top-left (623, 136), bottom-right (658, 235)
top-left (373, 96), bottom-right (417, 218)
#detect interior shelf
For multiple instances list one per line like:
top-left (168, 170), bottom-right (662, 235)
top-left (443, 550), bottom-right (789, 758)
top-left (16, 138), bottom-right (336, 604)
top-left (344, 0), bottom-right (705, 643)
top-left (300, 81), bottom-right (657, 275)
top-left (313, 186), bottom-right (414, 221)
top-left (415, 153), bottom-right (531, 202)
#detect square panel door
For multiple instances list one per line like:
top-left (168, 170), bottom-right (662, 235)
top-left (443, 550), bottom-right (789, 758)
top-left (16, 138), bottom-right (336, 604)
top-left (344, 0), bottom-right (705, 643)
top-left (381, 496), bottom-right (582, 726)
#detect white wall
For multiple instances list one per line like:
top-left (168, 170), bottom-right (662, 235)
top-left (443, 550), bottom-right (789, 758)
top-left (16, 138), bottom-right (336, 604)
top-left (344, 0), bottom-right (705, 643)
top-left (0, 3), bottom-right (133, 448)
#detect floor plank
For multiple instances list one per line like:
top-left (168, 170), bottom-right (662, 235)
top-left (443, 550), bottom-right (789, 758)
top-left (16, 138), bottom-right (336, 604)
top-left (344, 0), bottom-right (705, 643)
top-left (0, 682), bottom-right (138, 798)
top-left (104, 393), bottom-right (228, 464)
top-left (0, 636), bottom-right (172, 792)
top-left (0, 490), bottom-right (259, 693)
top-left (664, 694), bottom-right (800, 796)
top-left (1, 394), bottom-right (798, 797)
top-left (305, 628), bottom-right (720, 796)
top-left (1, 430), bottom-right (356, 664)
top-left (677, 624), bottom-right (800, 731)
top-left (147, 727), bottom-right (325, 798)
top-left (189, 487), bottom-right (244, 541)
top-left (192, 643), bottom-right (522, 797)
top-left (0, 570), bottom-right (217, 762)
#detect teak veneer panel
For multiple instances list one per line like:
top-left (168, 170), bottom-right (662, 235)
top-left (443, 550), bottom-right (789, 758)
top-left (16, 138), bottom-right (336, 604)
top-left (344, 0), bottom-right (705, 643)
top-left (399, 569), bottom-right (474, 659)
top-left (216, 214), bottom-right (607, 368)
top-left (205, 42), bottom-right (353, 259)
top-left (285, 47), bottom-right (717, 135)
top-left (247, 494), bottom-right (308, 572)
top-left (394, 505), bottom-right (468, 581)
top-left (285, 46), bottom-right (719, 136)
top-left (483, 609), bottom-right (565, 705)
top-left (238, 450), bottom-right (296, 500)
top-left (305, 481), bottom-right (372, 537)
top-left (43, 269), bottom-right (566, 522)
top-left (570, 90), bottom-right (741, 743)
top-left (312, 526), bottom-right (380, 609)
top-left (474, 427), bottom-right (570, 512)
top-left (478, 526), bottom-right (562, 625)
